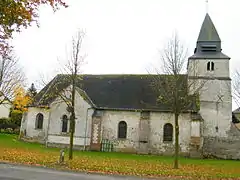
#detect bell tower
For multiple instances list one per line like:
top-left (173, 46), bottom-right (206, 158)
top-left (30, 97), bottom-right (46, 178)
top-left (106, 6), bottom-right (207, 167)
top-left (187, 13), bottom-right (232, 138)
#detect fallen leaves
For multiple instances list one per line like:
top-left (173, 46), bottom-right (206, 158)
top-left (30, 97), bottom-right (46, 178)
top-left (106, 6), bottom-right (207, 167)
top-left (0, 135), bottom-right (240, 180)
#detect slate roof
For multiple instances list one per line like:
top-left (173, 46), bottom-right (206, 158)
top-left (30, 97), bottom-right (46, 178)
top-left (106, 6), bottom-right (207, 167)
top-left (197, 13), bottom-right (221, 42)
top-left (189, 52), bottom-right (230, 60)
top-left (33, 74), bottom-right (198, 112)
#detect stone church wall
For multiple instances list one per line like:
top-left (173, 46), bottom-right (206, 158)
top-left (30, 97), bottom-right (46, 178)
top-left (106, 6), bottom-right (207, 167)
top-left (149, 112), bottom-right (192, 156)
top-left (101, 110), bottom-right (140, 153)
top-left (101, 110), bottom-right (193, 155)
top-left (203, 123), bottom-right (240, 160)
top-left (46, 89), bottom-right (94, 148)
top-left (20, 107), bottom-right (49, 143)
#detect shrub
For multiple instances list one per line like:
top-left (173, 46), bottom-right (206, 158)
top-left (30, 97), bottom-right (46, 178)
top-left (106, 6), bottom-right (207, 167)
top-left (9, 110), bottom-right (23, 126)
top-left (0, 117), bottom-right (19, 134)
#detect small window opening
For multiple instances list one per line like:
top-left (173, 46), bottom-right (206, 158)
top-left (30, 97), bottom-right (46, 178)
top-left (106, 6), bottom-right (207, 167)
top-left (163, 123), bottom-right (173, 142)
top-left (62, 115), bottom-right (68, 132)
top-left (211, 62), bottom-right (214, 71)
top-left (118, 121), bottom-right (127, 139)
top-left (35, 113), bottom-right (44, 129)
top-left (207, 61), bottom-right (215, 71)
top-left (207, 62), bottom-right (210, 71)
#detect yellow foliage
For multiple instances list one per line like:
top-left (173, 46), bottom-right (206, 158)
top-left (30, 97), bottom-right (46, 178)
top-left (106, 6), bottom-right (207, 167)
top-left (13, 86), bottom-right (32, 112)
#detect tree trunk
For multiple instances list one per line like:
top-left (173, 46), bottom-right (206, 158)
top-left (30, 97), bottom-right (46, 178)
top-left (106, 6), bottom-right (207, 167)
top-left (174, 113), bottom-right (179, 169)
top-left (69, 73), bottom-right (76, 160)
top-left (69, 111), bottom-right (75, 160)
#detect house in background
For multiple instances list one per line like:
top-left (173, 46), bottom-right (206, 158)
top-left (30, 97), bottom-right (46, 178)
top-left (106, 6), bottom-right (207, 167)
top-left (0, 94), bottom-right (12, 118)
top-left (20, 13), bottom-right (240, 159)
top-left (232, 108), bottom-right (240, 130)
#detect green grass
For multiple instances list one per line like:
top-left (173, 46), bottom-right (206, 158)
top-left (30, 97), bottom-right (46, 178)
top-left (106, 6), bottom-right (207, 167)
top-left (0, 133), bottom-right (240, 179)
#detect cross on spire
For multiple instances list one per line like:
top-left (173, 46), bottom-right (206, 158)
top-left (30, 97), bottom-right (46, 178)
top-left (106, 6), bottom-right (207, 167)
top-left (206, 0), bottom-right (209, 13)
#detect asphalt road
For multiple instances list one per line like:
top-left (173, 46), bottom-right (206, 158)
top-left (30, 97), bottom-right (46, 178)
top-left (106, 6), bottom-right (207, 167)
top-left (0, 163), bottom-right (157, 180)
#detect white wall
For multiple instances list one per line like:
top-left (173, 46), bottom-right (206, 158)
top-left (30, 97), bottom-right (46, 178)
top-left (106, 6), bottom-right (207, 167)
top-left (101, 110), bottom-right (140, 152)
top-left (150, 112), bottom-right (191, 154)
top-left (188, 58), bottom-right (232, 138)
top-left (47, 88), bottom-right (94, 146)
top-left (0, 102), bottom-right (11, 118)
top-left (22, 107), bottom-right (49, 140)
top-left (191, 121), bottom-right (200, 137)
top-left (101, 110), bottom-right (192, 154)
top-left (188, 59), bottom-right (230, 78)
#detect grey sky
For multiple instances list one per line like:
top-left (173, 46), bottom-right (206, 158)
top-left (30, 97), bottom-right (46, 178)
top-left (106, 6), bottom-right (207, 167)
top-left (11, 0), bottom-right (239, 108)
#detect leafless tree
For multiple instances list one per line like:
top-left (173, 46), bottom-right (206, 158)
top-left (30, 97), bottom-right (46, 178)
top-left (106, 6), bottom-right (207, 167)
top-left (0, 48), bottom-right (25, 104)
top-left (40, 30), bottom-right (86, 160)
top-left (232, 70), bottom-right (240, 108)
top-left (150, 32), bottom-right (207, 169)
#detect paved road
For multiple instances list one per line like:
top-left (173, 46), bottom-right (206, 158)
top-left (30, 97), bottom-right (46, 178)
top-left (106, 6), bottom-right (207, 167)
top-left (0, 163), bottom-right (157, 180)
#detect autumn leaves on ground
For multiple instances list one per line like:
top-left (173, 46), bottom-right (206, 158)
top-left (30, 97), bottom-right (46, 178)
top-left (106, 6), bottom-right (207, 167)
top-left (0, 134), bottom-right (239, 180)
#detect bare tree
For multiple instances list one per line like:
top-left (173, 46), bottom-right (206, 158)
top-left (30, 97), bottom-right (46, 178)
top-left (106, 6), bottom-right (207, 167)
top-left (151, 32), bottom-right (206, 169)
top-left (40, 30), bottom-right (86, 160)
top-left (66, 30), bottom-right (86, 160)
top-left (0, 48), bottom-right (25, 104)
top-left (232, 70), bottom-right (240, 108)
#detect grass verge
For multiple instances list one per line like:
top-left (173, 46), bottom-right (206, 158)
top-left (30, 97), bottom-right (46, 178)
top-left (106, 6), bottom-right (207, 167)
top-left (0, 133), bottom-right (239, 180)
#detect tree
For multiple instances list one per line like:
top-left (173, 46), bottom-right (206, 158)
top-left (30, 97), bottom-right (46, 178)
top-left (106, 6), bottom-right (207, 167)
top-left (27, 83), bottom-right (37, 98)
top-left (232, 71), bottom-right (240, 107)
top-left (41, 30), bottom-right (86, 160)
top-left (151, 32), bottom-right (205, 169)
top-left (59, 30), bottom-right (86, 160)
top-left (13, 86), bottom-right (32, 112)
top-left (0, 48), bottom-right (25, 104)
top-left (11, 86), bottom-right (32, 128)
top-left (0, 0), bottom-right (68, 54)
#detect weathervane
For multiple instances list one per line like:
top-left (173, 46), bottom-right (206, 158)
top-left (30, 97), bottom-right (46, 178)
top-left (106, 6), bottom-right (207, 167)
top-left (206, 0), bottom-right (209, 13)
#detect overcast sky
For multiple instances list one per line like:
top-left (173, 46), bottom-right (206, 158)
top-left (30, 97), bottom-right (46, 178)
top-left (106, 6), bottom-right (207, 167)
top-left (11, 0), bottom-right (239, 108)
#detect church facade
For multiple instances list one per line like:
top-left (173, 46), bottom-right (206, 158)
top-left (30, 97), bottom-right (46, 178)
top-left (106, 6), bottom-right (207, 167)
top-left (20, 13), bottom-right (240, 159)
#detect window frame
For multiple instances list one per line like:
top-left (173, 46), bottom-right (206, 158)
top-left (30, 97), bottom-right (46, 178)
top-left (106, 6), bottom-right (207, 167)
top-left (118, 121), bottom-right (127, 139)
top-left (207, 61), bottom-right (215, 71)
top-left (35, 113), bottom-right (44, 130)
top-left (211, 62), bottom-right (214, 71)
top-left (61, 115), bottom-right (68, 133)
top-left (163, 123), bottom-right (173, 142)
top-left (207, 61), bottom-right (211, 71)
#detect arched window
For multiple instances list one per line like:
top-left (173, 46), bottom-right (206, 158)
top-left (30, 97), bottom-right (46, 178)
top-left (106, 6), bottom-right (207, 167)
top-left (211, 62), bottom-right (214, 71)
top-left (207, 61), bottom-right (215, 71)
top-left (207, 62), bottom-right (210, 71)
top-left (163, 123), bottom-right (173, 142)
top-left (62, 115), bottom-right (68, 133)
top-left (35, 113), bottom-right (43, 129)
top-left (118, 121), bottom-right (127, 139)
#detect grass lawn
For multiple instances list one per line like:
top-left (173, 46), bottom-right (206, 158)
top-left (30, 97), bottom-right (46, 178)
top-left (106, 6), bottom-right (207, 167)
top-left (0, 133), bottom-right (239, 180)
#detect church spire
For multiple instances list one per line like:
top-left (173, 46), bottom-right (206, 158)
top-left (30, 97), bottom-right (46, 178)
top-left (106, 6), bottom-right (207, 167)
top-left (189, 13), bottom-right (230, 59)
top-left (197, 13), bottom-right (221, 42)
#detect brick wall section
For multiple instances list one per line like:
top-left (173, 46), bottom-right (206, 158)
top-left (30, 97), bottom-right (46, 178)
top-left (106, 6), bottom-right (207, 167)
top-left (138, 112), bottom-right (150, 154)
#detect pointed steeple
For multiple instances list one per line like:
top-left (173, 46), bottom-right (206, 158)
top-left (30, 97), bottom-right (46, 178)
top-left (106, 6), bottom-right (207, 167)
top-left (197, 13), bottom-right (221, 42)
top-left (189, 13), bottom-right (230, 59)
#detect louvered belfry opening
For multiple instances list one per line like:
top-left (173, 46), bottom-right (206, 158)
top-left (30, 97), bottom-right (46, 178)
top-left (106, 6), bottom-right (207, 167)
top-left (201, 44), bottom-right (217, 52)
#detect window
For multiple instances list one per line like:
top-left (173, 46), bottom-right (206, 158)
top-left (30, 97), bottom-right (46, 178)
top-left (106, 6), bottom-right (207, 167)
top-left (207, 62), bottom-right (210, 71)
top-left (62, 115), bottom-right (68, 132)
top-left (35, 113), bottom-right (43, 129)
top-left (163, 123), bottom-right (173, 142)
top-left (211, 62), bottom-right (214, 71)
top-left (118, 121), bottom-right (127, 139)
top-left (207, 61), bottom-right (214, 71)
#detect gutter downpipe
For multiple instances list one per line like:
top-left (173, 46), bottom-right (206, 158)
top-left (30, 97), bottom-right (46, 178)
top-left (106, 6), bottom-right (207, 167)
top-left (84, 107), bottom-right (92, 151)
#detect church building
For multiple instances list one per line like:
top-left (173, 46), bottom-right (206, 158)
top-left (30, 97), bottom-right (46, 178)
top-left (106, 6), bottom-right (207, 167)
top-left (20, 13), bottom-right (240, 159)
